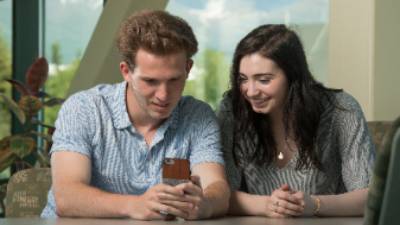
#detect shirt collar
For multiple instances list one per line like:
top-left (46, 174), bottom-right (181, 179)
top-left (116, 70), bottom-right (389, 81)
top-left (111, 81), bottom-right (132, 129)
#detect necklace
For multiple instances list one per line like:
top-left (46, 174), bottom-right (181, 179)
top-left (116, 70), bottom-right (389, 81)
top-left (278, 152), bottom-right (284, 160)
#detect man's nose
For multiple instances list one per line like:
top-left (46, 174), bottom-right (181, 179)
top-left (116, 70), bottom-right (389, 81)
top-left (155, 83), bottom-right (168, 101)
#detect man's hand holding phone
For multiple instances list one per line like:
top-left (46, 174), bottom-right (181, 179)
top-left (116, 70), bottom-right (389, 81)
top-left (175, 175), bottom-right (211, 220)
top-left (127, 158), bottom-right (193, 220)
top-left (129, 183), bottom-right (188, 220)
top-left (159, 158), bottom-right (209, 220)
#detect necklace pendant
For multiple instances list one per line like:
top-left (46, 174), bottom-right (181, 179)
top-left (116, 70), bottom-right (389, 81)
top-left (278, 152), bottom-right (284, 160)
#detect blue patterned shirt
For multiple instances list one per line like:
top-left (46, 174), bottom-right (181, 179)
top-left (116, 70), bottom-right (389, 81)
top-left (41, 81), bottom-right (224, 218)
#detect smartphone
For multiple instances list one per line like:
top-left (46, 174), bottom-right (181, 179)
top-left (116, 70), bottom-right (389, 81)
top-left (162, 158), bottom-right (190, 186)
top-left (161, 158), bottom-right (190, 220)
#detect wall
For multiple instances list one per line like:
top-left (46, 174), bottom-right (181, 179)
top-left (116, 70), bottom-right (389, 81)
top-left (68, 0), bottom-right (168, 94)
top-left (329, 0), bottom-right (400, 121)
top-left (328, 0), bottom-right (374, 120)
top-left (374, 0), bottom-right (400, 120)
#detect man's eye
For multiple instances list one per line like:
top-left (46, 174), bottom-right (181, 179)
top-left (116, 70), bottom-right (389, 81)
top-left (144, 79), bottom-right (157, 85)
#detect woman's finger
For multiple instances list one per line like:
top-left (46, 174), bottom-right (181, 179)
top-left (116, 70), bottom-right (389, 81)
top-left (275, 198), bottom-right (304, 212)
top-left (274, 190), bottom-right (301, 204)
top-left (275, 205), bottom-right (303, 216)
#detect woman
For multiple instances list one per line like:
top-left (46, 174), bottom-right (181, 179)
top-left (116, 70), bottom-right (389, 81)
top-left (218, 24), bottom-right (375, 217)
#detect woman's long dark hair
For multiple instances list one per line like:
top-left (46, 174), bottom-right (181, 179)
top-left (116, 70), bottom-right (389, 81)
top-left (228, 24), bottom-right (341, 170)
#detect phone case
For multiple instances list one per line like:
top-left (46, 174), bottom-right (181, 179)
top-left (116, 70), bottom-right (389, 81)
top-left (162, 158), bottom-right (190, 186)
top-left (161, 158), bottom-right (190, 220)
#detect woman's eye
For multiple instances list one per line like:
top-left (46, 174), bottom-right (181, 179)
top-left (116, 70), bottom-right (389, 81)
top-left (238, 76), bottom-right (247, 82)
top-left (259, 79), bottom-right (271, 84)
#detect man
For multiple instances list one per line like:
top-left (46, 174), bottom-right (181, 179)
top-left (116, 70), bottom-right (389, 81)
top-left (41, 10), bottom-right (230, 220)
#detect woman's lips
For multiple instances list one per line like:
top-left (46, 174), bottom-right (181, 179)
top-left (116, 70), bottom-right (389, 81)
top-left (250, 98), bottom-right (269, 107)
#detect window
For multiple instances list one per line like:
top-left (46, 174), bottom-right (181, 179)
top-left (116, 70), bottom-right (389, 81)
top-left (0, 0), bottom-right (12, 138)
top-left (0, 0), bottom-right (12, 180)
top-left (166, 0), bottom-right (329, 109)
top-left (44, 0), bottom-right (103, 125)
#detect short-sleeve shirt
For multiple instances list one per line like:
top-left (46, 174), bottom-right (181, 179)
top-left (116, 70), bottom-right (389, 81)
top-left (218, 91), bottom-right (375, 195)
top-left (41, 81), bottom-right (224, 218)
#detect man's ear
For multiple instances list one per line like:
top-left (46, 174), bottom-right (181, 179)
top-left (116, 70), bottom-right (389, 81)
top-left (185, 59), bottom-right (193, 76)
top-left (120, 61), bottom-right (132, 82)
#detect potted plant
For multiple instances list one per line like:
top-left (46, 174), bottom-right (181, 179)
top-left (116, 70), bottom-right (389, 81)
top-left (0, 57), bottom-right (64, 215)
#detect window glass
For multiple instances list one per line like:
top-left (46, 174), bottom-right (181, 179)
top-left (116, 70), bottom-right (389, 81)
top-left (166, 0), bottom-right (329, 109)
top-left (0, 0), bottom-right (12, 139)
top-left (0, 0), bottom-right (12, 180)
top-left (44, 0), bottom-right (102, 125)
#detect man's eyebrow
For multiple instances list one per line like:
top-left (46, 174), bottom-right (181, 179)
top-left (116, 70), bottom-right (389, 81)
top-left (139, 74), bottom-right (184, 80)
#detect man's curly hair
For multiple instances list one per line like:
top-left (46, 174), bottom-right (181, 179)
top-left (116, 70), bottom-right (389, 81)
top-left (117, 10), bottom-right (198, 67)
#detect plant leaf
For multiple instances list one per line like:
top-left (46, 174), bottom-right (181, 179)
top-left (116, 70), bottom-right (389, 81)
top-left (34, 151), bottom-right (50, 167)
top-left (0, 136), bottom-right (11, 151)
top-left (43, 97), bottom-right (65, 106)
top-left (9, 136), bottom-right (36, 158)
top-left (30, 118), bottom-right (55, 129)
top-left (5, 79), bottom-right (31, 96)
top-left (30, 131), bottom-right (52, 142)
top-left (0, 93), bottom-right (26, 124)
top-left (0, 149), bottom-right (16, 173)
top-left (37, 91), bottom-right (50, 98)
top-left (18, 95), bottom-right (43, 118)
top-left (0, 137), bottom-right (16, 173)
top-left (47, 127), bottom-right (56, 135)
top-left (26, 57), bottom-right (49, 96)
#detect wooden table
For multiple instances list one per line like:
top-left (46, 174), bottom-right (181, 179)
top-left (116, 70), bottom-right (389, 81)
top-left (0, 216), bottom-right (363, 225)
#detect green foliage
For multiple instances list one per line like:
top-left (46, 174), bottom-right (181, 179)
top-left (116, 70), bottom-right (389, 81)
top-left (0, 57), bottom-right (57, 174)
top-left (0, 93), bottom-right (25, 124)
top-left (51, 41), bottom-right (62, 72)
top-left (0, 32), bottom-right (11, 79)
top-left (9, 136), bottom-right (36, 159)
top-left (0, 56), bottom-right (66, 214)
top-left (0, 33), bottom-right (77, 216)
top-left (183, 48), bottom-right (230, 110)
top-left (0, 29), bottom-right (11, 139)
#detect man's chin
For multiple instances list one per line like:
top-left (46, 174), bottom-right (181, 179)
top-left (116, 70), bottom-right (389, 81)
top-left (149, 110), bottom-right (172, 120)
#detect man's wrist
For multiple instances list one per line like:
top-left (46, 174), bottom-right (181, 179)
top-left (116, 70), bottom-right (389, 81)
top-left (201, 181), bottom-right (230, 218)
top-left (120, 195), bottom-right (139, 218)
top-left (199, 195), bottom-right (214, 219)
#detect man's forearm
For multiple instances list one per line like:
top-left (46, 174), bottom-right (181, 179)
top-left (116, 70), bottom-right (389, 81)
top-left (203, 180), bottom-right (231, 218)
top-left (54, 182), bottom-right (136, 218)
